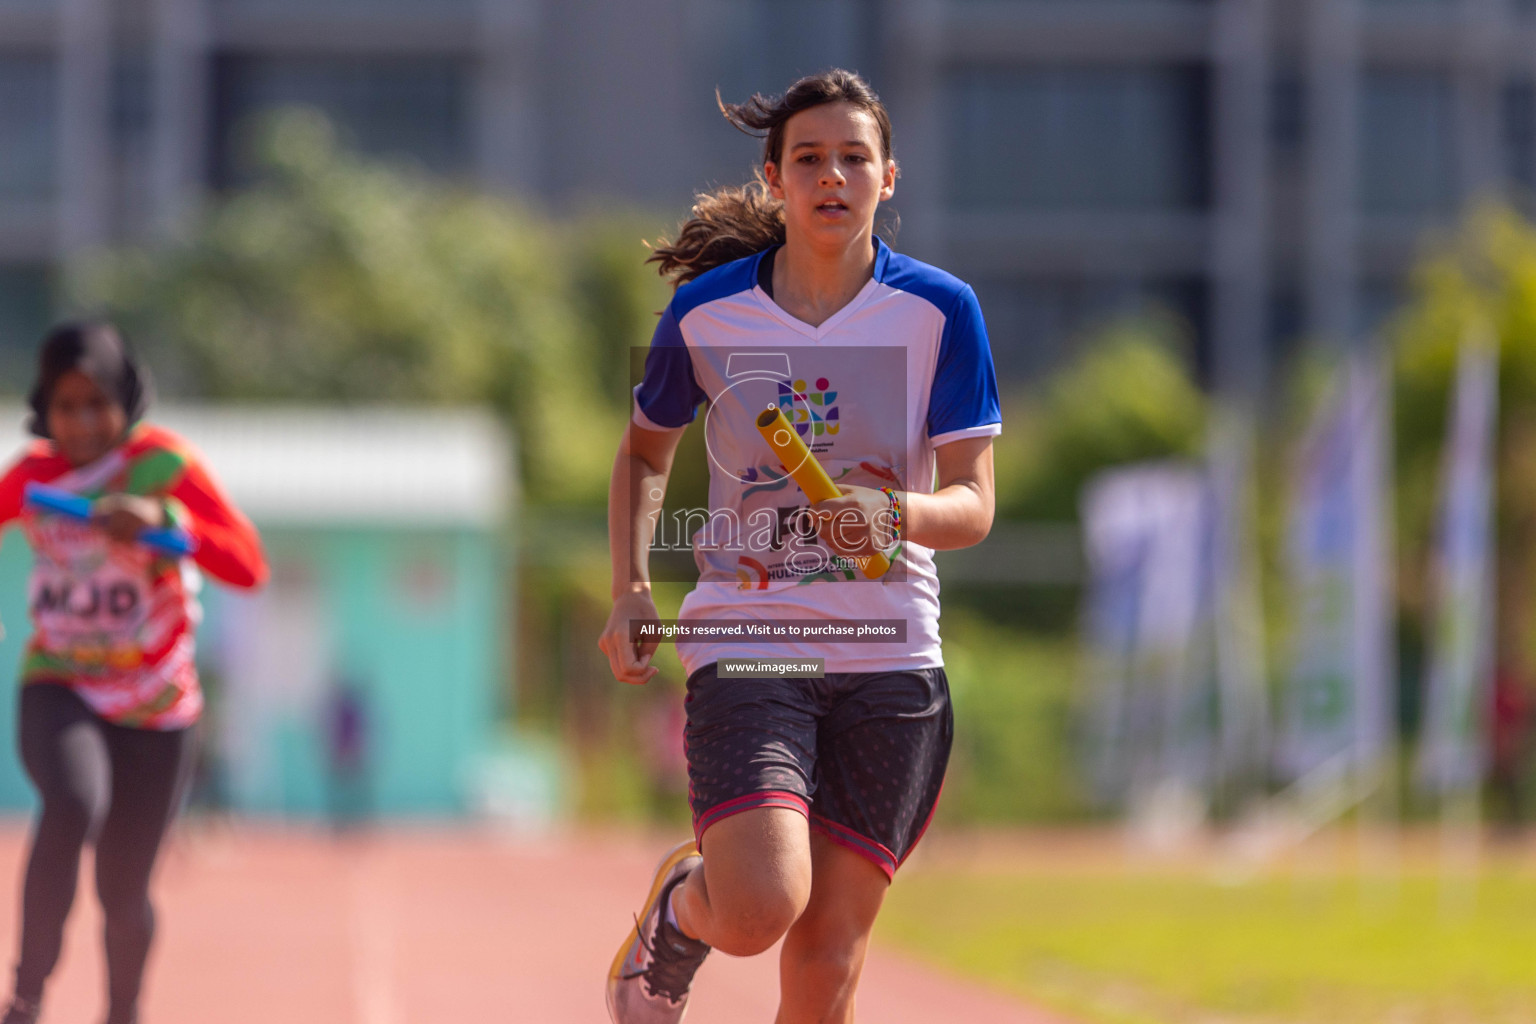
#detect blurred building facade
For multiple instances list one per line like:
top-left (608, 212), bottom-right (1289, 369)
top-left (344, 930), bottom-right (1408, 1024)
top-left (2, 0), bottom-right (1536, 390)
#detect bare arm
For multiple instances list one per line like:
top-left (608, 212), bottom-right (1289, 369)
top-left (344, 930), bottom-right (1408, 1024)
top-left (811, 435), bottom-right (995, 559)
top-left (903, 435), bottom-right (995, 550)
top-left (598, 420), bottom-right (686, 684)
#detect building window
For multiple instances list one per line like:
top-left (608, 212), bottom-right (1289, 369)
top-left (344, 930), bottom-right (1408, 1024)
top-left (1504, 81), bottom-right (1534, 202)
top-left (1356, 280), bottom-right (1404, 340)
top-left (0, 58), bottom-right (57, 203)
top-left (112, 53), bottom-right (153, 149)
top-left (212, 55), bottom-right (471, 186)
top-left (1267, 288), bottom-right (1304, 360)
top-left (1359, 71), bottom-right (1455, 215)
top-left (0, 266), bottom-right (51, 394)
top-left (947, 66), bottom-right (1209, 212)
top-left (213, 0), bottom-right (471, 8)
top-left (109, 52), bottom-right (157, 233)
top-left (699, 0), bottom-right (877, 107)
top-left (1270, 67), bottom-right (1306, 164)
top-left (951, 1), bottom-right (1209, 4)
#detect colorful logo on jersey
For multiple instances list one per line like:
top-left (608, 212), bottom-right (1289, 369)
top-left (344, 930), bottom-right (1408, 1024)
top-left (736, 556), bottom-right (770, 590)
top-left (777, 378), bottom-right (839, 438)
top-left (740, 462), bottom-right (853, 498)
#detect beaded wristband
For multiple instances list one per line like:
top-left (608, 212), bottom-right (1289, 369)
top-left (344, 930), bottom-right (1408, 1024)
top-left (878, 486), bottom-right (903, 548)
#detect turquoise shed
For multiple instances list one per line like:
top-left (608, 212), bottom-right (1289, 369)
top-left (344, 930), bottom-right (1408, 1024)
top-left (0, 404), bottom-right (515, 819)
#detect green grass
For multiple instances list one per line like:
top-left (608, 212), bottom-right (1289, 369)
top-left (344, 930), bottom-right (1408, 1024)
top-left (878, 842), bottom-right (1536, 1024)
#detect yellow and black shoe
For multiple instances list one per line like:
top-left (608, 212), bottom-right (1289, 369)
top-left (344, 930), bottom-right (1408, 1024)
top-left (606, 840), bottom-right (710, 1024)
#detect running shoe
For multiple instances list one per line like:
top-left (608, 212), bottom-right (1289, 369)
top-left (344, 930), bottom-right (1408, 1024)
top-left (606, 839), bottom-right (710, 1023)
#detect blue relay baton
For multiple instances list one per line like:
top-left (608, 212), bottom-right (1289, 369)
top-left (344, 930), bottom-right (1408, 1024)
top-left (24, 482), bottom-right (198, 557)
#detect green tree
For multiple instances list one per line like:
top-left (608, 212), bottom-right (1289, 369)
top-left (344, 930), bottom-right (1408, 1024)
top-left (999, 317), bottom-right (1209, 523)
top-left (1388, 203), bottom-right (1536, 676)
top-left (71, 110), bottom-right (661, 503)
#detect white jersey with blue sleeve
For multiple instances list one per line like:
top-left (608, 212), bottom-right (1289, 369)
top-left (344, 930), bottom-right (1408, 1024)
top-left (632, 238), bottom-right (1001, 674)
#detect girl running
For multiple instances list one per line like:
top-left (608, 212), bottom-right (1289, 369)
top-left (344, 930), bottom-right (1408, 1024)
top-left (599, 70), bottom-right (999, 1024)
top-left (0, 322), bottom-right (268, 1024)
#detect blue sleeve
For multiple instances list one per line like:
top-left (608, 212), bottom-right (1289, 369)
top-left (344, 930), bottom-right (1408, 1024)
top-left (927, 286), bottom-right (1002, 440)
top-left (632, 306), bottom-right (706, 429)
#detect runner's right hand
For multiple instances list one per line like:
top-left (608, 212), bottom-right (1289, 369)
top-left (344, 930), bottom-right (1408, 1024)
top-left (92, 493), bottom-right (166, 545)
top-left (599, 589), bottom-right (662, 686)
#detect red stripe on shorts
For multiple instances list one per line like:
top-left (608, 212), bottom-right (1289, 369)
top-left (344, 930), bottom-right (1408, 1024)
top-left (809, 814), bottom-right (899, 879)
top-left (694, 790), bottom-right (809, 842)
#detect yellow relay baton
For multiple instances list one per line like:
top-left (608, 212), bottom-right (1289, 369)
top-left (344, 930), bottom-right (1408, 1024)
top-left (755, 407), bottom-right (893, 580)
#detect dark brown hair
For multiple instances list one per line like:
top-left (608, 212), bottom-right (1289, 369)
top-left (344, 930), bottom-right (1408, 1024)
top-left (27, 320), bottom-right (154, 439)
top-left (648, 69), bottom-right (896, 286)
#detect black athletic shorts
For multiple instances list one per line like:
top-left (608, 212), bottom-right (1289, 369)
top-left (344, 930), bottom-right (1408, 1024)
top-left (684, 662), bottom-right (952, 879)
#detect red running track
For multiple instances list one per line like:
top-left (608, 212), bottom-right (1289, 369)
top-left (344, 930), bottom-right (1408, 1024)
top-left (0, 821), bottom-right (1070, 1024)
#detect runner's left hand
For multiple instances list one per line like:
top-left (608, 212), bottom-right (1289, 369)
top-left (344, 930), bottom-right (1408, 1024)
top-left (811, 485), bottom-right (892, 559)
top-left (92, 494), bottom-right (166, 545)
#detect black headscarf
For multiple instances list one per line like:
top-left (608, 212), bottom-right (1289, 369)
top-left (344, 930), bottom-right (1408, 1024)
top-left (26, 321), bottom-right (154, 440)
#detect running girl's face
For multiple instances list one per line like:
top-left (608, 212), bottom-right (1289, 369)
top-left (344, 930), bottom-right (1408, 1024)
top-left (764, 101), bottom-right (896, 251)
top-left (47, 370), bottom-right (127, 466)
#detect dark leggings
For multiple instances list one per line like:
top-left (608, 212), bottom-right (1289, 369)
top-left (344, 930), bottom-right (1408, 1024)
top-left (13, 684), bottom-right (195, 1022)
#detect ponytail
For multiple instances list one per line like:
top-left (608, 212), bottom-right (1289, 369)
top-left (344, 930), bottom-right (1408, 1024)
top-left (647, 178), bottom-right (785, 286)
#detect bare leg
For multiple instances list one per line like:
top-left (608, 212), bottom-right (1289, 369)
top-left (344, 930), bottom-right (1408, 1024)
top-left (775, 831), bottom-right (888, 1024)
top-left (672, 807), bottom-right (812, 957)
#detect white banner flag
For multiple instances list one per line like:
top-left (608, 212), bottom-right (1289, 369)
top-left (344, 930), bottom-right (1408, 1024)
top-left (1082, 464), bottom-right (1214, 805)
top-left (1417, 336), bottom-right (1498, 797)
top-left (1280, 353), bottom-right (1393, 783)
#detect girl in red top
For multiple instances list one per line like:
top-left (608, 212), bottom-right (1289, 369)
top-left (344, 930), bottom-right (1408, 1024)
top-left (0, 322), bottom-right (268, 1024)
